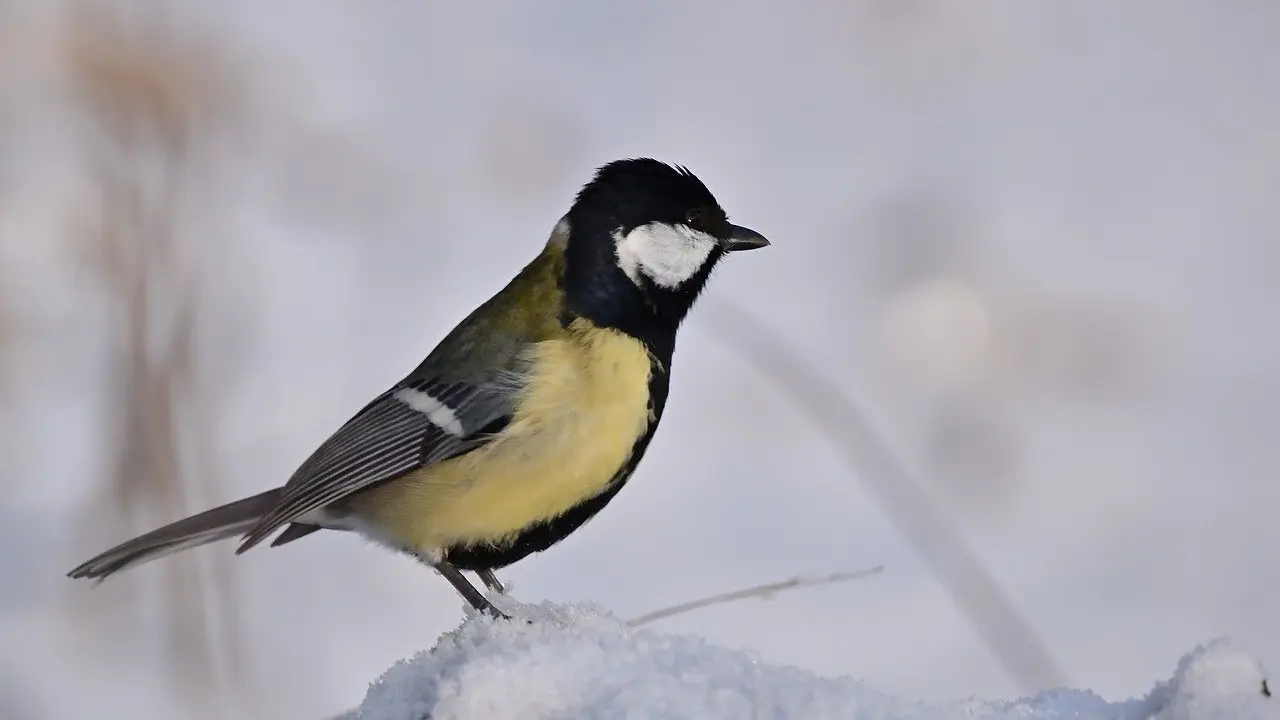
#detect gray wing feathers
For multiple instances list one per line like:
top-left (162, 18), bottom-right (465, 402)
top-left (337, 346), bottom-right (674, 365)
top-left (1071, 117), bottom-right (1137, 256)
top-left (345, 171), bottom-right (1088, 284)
top-left (237, 375), bottom-right (519, 552)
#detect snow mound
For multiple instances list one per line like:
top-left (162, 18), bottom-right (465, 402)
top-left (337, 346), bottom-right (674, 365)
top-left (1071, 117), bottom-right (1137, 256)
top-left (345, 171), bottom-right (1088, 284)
top-left (351, 602), bottom-right (1272, 720)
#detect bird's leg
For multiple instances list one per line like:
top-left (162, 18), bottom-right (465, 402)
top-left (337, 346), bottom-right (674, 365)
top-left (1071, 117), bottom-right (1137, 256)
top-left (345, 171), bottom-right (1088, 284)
top-left (476, 568), bottom-right (506, 594)
top-left (433, 560), bottom-right (508, 619)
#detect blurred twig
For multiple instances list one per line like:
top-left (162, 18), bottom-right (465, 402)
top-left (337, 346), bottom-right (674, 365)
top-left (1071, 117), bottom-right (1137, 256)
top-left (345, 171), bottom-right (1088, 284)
top-left (701, 299), bottom-right (1068, 692)
top-left (627, 565), bottom-right (885, 627)
top-left (55, 7), bottom-right (253, 718)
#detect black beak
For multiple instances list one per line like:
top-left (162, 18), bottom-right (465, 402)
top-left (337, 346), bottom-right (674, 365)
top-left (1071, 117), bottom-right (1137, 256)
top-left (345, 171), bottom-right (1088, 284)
top-left (723, 224), bottom-right (771, 252)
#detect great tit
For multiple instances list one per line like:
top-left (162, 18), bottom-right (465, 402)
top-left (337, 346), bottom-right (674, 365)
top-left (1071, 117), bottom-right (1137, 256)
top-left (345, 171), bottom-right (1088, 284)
top-left (68, 157), bottom-right (770, 617)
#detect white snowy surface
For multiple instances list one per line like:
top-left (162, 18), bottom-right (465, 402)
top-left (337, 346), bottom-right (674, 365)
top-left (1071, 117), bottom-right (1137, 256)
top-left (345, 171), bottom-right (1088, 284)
top-left (350, 603), bottom-right (1273, 720)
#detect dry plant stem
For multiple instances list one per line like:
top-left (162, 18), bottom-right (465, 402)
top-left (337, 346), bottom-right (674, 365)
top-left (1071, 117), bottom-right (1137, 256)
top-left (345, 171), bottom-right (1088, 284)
top-left (627, 566), bottom-right (885, 627)
top-left (701, 300), bottom-right (1067, 692)
top-left (61, 8), bottom-right (252, 716)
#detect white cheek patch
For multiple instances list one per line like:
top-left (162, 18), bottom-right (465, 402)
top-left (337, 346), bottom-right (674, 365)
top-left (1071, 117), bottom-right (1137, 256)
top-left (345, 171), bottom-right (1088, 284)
top-left (614, 222), bottom-right (719, 289)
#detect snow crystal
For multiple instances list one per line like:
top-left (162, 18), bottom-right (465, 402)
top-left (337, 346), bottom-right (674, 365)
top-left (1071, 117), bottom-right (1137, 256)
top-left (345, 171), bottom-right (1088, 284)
top-left (350, 602), bottom-right (1273, 720)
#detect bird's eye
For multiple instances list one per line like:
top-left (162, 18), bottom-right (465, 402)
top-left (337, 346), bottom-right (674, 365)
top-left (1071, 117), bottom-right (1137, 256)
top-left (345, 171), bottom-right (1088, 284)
top-left (685, 208), bottom-right (704, 228)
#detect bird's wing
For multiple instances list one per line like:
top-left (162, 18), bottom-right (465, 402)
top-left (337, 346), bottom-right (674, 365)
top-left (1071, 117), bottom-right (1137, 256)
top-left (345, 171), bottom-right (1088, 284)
top-left (237, 241), bottom-right (567, 553)
top-left (236, 371), bottom-right (521, 552)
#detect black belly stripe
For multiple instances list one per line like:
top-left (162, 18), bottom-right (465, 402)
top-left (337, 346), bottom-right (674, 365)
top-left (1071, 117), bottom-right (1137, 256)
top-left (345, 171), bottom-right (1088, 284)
top-left (445, 355), bottom-right (672, 571)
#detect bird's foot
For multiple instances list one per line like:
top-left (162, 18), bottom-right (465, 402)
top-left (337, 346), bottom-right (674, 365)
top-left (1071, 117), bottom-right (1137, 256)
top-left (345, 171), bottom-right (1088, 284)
top-left (476, 568), bottom-right (507, 595)
top-left (432, 560), bottom-right (520, 620)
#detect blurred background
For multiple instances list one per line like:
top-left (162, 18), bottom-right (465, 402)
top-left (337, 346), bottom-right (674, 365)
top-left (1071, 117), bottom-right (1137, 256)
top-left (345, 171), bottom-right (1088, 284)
top-left (1, 1), bottom-right (1277, 718)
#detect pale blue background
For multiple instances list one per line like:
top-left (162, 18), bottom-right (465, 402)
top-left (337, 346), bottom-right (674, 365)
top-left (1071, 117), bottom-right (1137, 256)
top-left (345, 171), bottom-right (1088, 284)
top-left (0, 2), bottom-right (1276, 718)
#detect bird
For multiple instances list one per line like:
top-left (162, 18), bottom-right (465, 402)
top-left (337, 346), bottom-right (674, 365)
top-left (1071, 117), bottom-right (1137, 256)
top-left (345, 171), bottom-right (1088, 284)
top-left (68, 157), bottom-right (770, 617)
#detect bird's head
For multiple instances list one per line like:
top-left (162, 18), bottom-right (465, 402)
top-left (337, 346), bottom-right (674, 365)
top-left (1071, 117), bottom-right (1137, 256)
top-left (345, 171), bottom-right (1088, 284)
top-left (559, 158), bottom-right (769, 336)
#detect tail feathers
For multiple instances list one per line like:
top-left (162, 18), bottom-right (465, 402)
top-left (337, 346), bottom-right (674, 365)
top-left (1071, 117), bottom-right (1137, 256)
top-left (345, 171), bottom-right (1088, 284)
top-left (68, 488), bottom-right (285, 582)
top-left (270, 522), bottom-right (321, 547)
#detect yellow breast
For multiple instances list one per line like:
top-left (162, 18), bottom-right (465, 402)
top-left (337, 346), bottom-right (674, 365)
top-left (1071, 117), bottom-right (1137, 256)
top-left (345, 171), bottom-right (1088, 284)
top-left (352, 320), bottom-right (655, 552)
